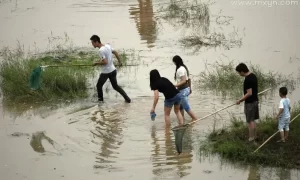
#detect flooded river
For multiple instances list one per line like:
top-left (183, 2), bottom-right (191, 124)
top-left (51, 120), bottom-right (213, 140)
top-left (1, 0), bottom-right (300, 179)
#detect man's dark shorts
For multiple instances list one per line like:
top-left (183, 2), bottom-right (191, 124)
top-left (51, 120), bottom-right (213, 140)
top-left (244, 101), bottom-right (259, 123)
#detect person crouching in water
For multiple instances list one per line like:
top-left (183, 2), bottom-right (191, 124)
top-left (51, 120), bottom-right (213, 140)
top-left (150, 69), bottom-right (184, 127)
top-left (172, 55), bottom-right (197, 121)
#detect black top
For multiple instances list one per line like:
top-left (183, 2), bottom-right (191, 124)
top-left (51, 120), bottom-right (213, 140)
top-left (151, 77), bottom-right (179, 99)
top-left (243, 73), bottom-right (258, 103)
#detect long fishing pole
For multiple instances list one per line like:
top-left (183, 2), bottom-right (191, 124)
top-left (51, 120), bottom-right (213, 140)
top-left (253, 113), bottom-right (300, 153)
top-left (40, 64), bottom-right (138, 68)
top-left (172, 88), bottom-right (272, 130)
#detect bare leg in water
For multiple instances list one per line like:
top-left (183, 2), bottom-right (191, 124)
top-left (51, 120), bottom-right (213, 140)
top-left (180, 109), bottom-right (184, 118)
top-left (174, 104), bottom-right (184, 126)
top-left (164, 105), bottom-right (184, 127)
top-left (180, 95), bottom-right (197, 121)
top-left (164, 106), bottom-right (172, 127)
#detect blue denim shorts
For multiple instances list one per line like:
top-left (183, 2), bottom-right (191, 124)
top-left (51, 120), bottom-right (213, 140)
top-left (278, 117), bottom-right (290, 131)
top-left (179, 87), bottom-right (191, 112)
top-left (164, 93), bottom-right (182, 108)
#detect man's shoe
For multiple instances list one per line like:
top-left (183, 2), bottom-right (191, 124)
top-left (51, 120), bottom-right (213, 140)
top-left (125, 98), bottom-right (131, 103)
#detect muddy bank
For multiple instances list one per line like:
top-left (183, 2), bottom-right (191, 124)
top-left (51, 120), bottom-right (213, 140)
top-left (201, 104), bottom-right (300, 169)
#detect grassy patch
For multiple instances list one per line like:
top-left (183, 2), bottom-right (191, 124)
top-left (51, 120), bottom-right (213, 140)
top-left (201, 103), bottom-right (300, 168)
top-left (159, 0), bottom-right (242, 51)
top-left (159, 0), bottom-right (211, 34)
top-left (0, 42), bottom-right (139, 105)
top-left (0, 46), bottom-right (94, 104)
top-left (179, 28), bottom-right (243, 52)
top-left (197, 60), bottom-right (297, 99)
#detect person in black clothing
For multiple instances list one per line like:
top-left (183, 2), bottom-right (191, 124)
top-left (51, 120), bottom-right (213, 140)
top-left (150, 69), bottom-right (184, 127)
top-left (236, 63), bottom-right (259, 142)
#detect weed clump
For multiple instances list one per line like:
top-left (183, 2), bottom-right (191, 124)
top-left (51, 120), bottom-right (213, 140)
top-left (197, 61), bottom-right (297, 99)
top-left (159, 0), bottom-right (243, 51)
top-left (202, 103), bottom-right (300, 168)
top-left (179, 29), bottom-right (243, 52)
top-left (0, 45), bottom-right (136, 105)
top-left (0, 47), bottom-right (94, 104)
top-left (159, 0), bottom-right (210, 34)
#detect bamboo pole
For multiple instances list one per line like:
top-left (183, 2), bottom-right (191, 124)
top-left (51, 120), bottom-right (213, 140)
top-left (253, 113), bottom-right (300, 153)
top-left (171, 88), bottom-right (272, 131)
top-left (41, 64), bottom-right (138, 68)
top-left (186, 88), bottom-right (272, 126)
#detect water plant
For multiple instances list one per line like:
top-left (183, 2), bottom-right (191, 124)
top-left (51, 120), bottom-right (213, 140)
top-left (0, 38), bottom-right (139, 105)
top-left (196, 60), bottom-right (297, 99)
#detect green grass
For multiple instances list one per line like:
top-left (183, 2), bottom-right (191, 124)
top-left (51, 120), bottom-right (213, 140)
top-left (179, 29), bottom-right (243, 52)
top-left (159, 0), bottom-right (210, 34)
top-left (0, 44), bottom-right (139, 105)
top-left (197, 60), bottom-right (297, 99)
top-left (201, 103), bottom-right (300, 168)
top-left (159, 1), bottom-right (242, 51)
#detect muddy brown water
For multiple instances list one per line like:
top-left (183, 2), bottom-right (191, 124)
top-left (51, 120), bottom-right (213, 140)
top-left (1, 0), bottom-right (300, 179)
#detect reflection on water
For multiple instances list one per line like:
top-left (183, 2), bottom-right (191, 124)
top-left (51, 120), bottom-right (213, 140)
top-left (30, 131), bottom-right (54, 153)
top-left (2, 100), bottom-right (77, 120)
top-left (129, 0), bottom-right (158, 48)
top-left (90, 103), bottom-right (126, 171)
top-left (247, 165), bottom-right (293, 180)
top-left (151, 125), bottom-right (193, 179)
top-left (159, 0), bottom-right (210, 34)
top-left (248, 165), bottom-right (260, 180)
top-left (277, 168), bottom-right (291, 180)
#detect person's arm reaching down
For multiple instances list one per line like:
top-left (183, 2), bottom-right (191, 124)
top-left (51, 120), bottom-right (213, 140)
top-left (275, 100), bottom-right (284, 119)
top-left (236, 88), bottom-right (252, 104)
top-left (151, 90), bottom-right (159, 113)
top-left (112, 50), bottom-right (122, 66)
top-left (188, 78), bottom-right (192, 94)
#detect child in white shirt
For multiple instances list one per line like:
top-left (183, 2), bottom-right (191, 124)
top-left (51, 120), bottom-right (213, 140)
top-left (275, 87), bottom-right (291, 143)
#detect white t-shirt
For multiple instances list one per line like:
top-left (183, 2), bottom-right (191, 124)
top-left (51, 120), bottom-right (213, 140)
top-left (279, 98), bottom-right (291, 119)
top-left (99, 44), bottom-right (116, 74)
top-left (176, 66), bottom-right (189, 84)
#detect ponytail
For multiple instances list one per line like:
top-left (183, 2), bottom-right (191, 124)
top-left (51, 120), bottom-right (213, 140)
top-left (174, 66), bottom-right (179, 80)
top-left (183, 64), bottom-right (190, 78)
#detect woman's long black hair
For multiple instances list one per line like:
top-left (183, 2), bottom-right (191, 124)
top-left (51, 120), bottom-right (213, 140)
top-left (150, 69), bottom-right (161, 90)
top-left (173, 55), bottom-right (189, 80)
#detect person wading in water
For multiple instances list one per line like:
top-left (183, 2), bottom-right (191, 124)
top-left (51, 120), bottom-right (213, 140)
top-left (172, 55), bottom-right (197, 122)
top-left (90, 35), bottom-right (131, 103)
top-left (150, 69), bottom-right (184, 127)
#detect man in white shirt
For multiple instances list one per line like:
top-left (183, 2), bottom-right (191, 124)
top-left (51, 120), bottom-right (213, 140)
top-left (90, 35), bottom-right (131, 103)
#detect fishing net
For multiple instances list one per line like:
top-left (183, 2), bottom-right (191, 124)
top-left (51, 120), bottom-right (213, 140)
top-left (29, 66), bottom-right (42, 90)
top-left (171, 124), bottom-right (190, 154)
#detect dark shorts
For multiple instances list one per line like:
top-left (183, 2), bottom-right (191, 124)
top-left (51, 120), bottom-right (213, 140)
top-left (244, 101), bottom-right (259, 123)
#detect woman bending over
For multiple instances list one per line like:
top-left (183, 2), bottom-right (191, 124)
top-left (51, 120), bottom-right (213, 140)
top-left (150, 69), bottom-right (184, 127)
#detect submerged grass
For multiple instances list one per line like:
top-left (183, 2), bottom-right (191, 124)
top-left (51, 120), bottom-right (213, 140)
top-left (179, 28), bottom-right (243, 52)
top-left (0, 47), bottom-right (93, 104)
top-left (201, 103), bottom-right (300, 169)
top-left (159, 0), bottom-right (211, 34)
top-left (197, 60), bottom-right (297, 99)
top-left (0, 40), bottom-right (139, 105)
top-left (159, 0), bottom-right (242, 52)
